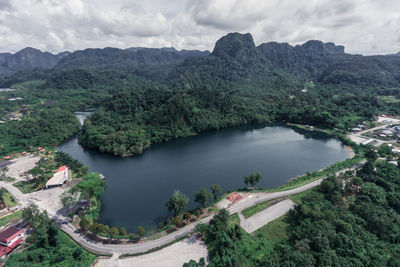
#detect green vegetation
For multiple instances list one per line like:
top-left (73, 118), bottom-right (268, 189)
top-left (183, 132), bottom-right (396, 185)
top-left (210, 184), bottom-right (221, 201)
top-left (194, 187), bottom-right (211, 207)
top-left (244, 172), bottom-right (262, 187)
top-left (1, 190), bottom-right (17, 207)
top-left (165, 190), bottom-right (189, 216)
top-left (6, 204), bottom-right (96, 266)
top-left (54, 151), bottom-right (88, 176)
top-left (0, 210), bottom-right (22, 227)
top-left (254, 215), bottom-right (289, 244)
top-left (242, 199), bottom-right (275, 219)
top-left (71, 172), bottom-right (106, 220)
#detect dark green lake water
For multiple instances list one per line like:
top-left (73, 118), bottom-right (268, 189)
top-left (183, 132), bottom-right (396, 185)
top-left (58, 124), bottom-right (348, 232)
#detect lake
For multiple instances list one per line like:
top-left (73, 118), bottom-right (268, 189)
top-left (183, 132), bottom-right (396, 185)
top-left (58, 123), bottom-right (349, 232)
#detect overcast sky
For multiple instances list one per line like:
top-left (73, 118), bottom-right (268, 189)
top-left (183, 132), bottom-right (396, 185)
top-left (0, 0), bottom-right (399, 55)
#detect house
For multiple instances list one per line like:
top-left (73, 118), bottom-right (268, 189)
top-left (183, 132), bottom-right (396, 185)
top-left (45, 166), bottom-right (69, 188)
top-left (361, 139), bottom-right (374, 146)
top-left (0, 227), bottom-right (24, 257)
top-left (351, 128), bottom-right (362, 133)
top-left (382, 130), bottom-right (394, 136)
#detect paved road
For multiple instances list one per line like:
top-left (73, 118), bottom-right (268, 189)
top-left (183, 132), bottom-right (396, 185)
top-left (239, 199), bottom-right (295, 233)
top-left (0, 161), bottom-right (365, 255)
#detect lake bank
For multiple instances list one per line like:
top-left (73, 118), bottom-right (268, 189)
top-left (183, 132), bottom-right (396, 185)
top-left (58, 123), bottom-right (349, 232)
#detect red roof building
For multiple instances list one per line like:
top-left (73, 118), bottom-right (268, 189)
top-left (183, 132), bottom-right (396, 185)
top-left (0, 227), bottom-right (24, 247)
top-left (0, 227), bottom-right (23, 257)
top-left (56, 166), bottom-right (66, 173)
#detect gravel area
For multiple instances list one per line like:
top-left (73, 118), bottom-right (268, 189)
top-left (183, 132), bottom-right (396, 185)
top-left (5, 155), bottom-right (40, 181)
top-left (96, 235), bottom-right (208, 267)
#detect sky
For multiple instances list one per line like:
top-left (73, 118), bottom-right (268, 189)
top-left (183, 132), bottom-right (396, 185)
top-left (0, 0), bottom-right (399, 55)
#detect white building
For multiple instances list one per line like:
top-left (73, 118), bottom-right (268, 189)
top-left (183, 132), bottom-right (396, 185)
top-left (45, 166), bottom-right (69, 188)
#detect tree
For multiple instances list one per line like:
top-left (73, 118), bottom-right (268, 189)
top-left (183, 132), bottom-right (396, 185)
top-left (138, 226), bottom-right (145, 236)
top-left (47, 223), bottom-right (58, 247)
top-left (248, 172), bottom-right (262, 187)
top-left (73, 172), bottom-right (106, 208)
top-left (210, 184), bottom-right (221, 201)
top-left (378, 144), bottom-right (392, 157)
top-left (365, 148), bottom-right (378, 162)
top-left (194, 187), bottom-right (211, 207)
top-left (244, 176), bottom-right (249, 187)
top-left (183, 212), bottom-right (192, 220)
top-left (358, 161), bottom-right (374, 178)
top-left (73, 247), bottom-right (83, 260)
top-left (166, 190), bottom-right (189, 216)
top-left (110, 227), bottom-right (119, 238)
top-left (119, 227), bottom-right (127, 236)
top-left (79, 218), bottom-right (90, 232)
top-left (60, 190), bottom-right (79, 213)
top-left (172, 216), bottom-right (181, 226)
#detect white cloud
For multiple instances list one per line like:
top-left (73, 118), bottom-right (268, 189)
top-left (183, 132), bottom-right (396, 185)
top-left (0, 0), bottom-right (399, 55)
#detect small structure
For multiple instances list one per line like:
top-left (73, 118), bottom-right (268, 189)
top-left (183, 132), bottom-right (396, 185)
top-left (351, 128), bottom-right (362, 133)
top-left (392, 149), bottom-right (400, 154)
top-left (226, 192), bottom-right (242, 203)
top-left (382, 130), bottom-right (394, 136)
top-left (45, 166), bottom-right (69, 188)
top-left (361, 139), bottom-right (375, 146)
top-left (0, 227), bottom-right (24, 257)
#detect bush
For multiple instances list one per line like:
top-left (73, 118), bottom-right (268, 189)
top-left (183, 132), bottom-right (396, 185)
top-left (172, 216), bottom-right (181, 226)
top-left (183, 212), bottom-right (192, 220)
top-left (194, 209), bottom-right (202, 217)
top-left (137, 226), bottom-right (145, 236)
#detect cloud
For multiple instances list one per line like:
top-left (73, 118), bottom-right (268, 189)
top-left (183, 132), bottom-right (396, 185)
top-left (0, 0), bottom-right (399, 55)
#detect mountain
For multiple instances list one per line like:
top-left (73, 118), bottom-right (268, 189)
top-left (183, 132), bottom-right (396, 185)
top-left (318, 55), bottom-right (400, 86)
top-left (0, 47), bottom-right (70, 77)
top-left (257, 40), bottom-right (348, 78)
top-left (54, 47), bottom-right (209, 71)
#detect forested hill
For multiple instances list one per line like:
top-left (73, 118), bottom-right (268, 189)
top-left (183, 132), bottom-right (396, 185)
top-left (0, 47), bottom-right (70, 77)
top-left (169, 32), bottom-right (400, 88)
top-left (54, 47), bottom-right (209, 71)
top-left (77, 33), bottom-right (397, 156)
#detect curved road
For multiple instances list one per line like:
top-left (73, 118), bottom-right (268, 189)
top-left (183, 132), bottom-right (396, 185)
top-left (0, 161), bottom-right (365, 255)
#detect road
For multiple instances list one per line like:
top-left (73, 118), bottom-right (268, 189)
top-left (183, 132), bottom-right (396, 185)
top-left (0, 161), bottom-right (365, 255)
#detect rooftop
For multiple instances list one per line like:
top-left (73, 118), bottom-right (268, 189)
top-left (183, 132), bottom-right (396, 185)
top-left (0, 227), bottom-right (23, 243)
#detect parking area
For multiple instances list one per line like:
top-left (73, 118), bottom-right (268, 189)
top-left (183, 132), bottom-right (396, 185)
top-left (5, 155), bottom-right (40, 181)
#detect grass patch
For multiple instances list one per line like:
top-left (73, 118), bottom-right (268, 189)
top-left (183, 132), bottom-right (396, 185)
top-left (2, 191), bottom-right (17, 208)
top-left (227, 213), bottom-right (240, 228)
top-left (254, 215), bottom-right (289, 245)
top-left (289, 189), bottom-right (313, 205)
top-left (0, 211), bottom-right (22, 227)
top-left (0, 176), bottom-right (15, 182)
top-left (13, 180), bottom-right (41, 194)
top-left (242, 200), bottom-right (274, 219)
